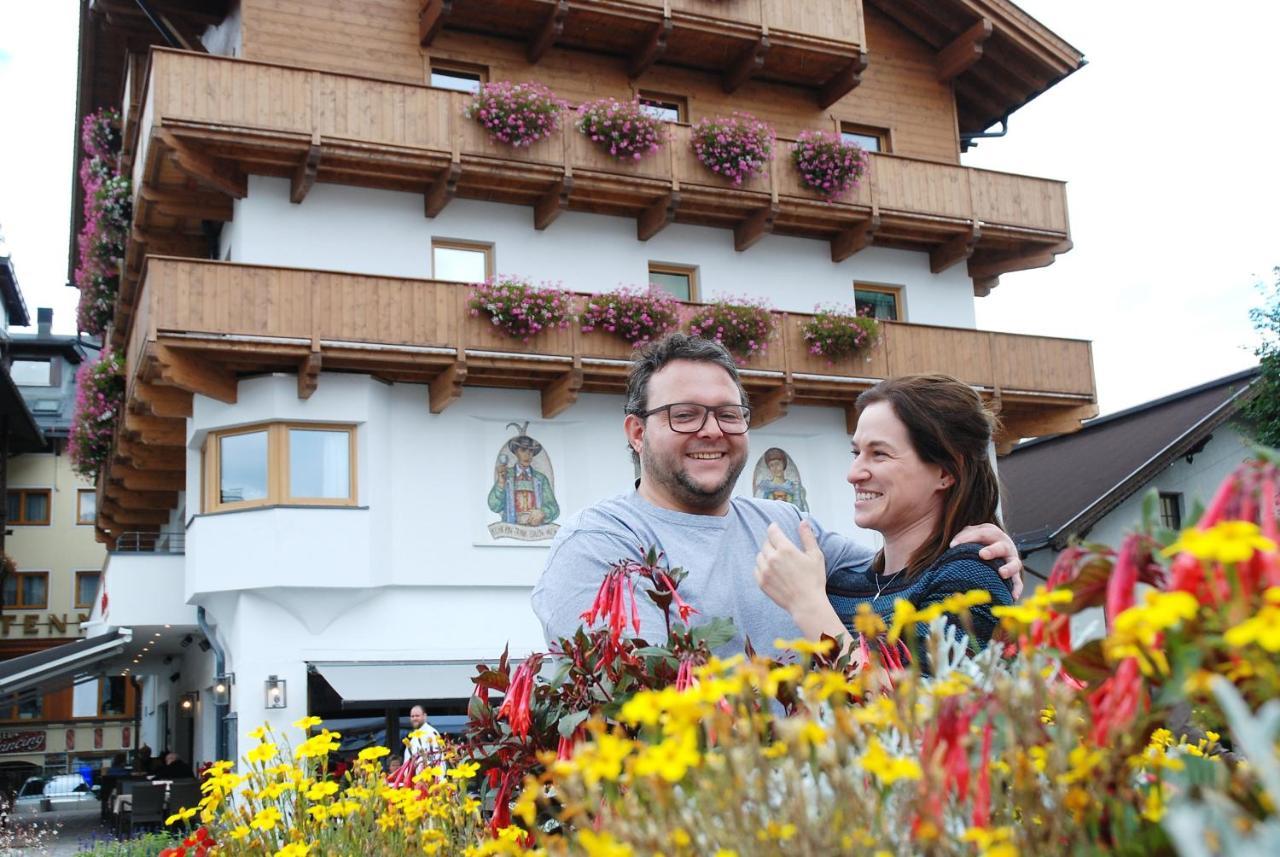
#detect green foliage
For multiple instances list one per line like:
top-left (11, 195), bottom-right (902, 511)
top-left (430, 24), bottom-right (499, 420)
top-left (1241, 266), bottom-right (1280, 445)
top-left (74, 832), bottom-right (178, 856)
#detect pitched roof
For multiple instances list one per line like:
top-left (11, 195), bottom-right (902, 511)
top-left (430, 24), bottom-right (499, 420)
top-left (1000, 368), bottom-right (1260, 551)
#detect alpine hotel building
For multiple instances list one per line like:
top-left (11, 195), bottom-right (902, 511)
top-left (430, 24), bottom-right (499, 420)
top-left (24, 0), bottom-right (1092, 763)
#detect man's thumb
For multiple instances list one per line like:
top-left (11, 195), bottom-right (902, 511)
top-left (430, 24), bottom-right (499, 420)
top-left (799, 521), bottom-right (820, 554)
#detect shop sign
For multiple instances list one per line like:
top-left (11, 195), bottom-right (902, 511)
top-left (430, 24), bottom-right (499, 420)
top-left (0, 730), bottom-right (46, 754)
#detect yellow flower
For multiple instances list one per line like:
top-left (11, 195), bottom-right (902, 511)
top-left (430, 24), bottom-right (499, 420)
top-left (774, 637), bottom-right (835, 656)
top-left (248, 725), bottom-right (268, 741)
top-left (962, 826), bottom-right (1018, 857)
top-left (294, 729), bottom-right (342, 759)
top-left (229, 825), bottom-right (251, 840)
top-left (1105, 590), bottom-right (1199, 675)
top-left (275, 844), bottom-right (312, 857)
top-left (1164, 521), bottom-right (1277, 563)
top-left (670, 828), bottom-right (691, 848)
top-left (859, 736), bottom-right (921, 785)
top-left (1040, 705), bottom-right (1056, 725)
top-left (165, 805), bottom-right (198, 825)
top-left (1223, 588), bottom-right (1280, 652)
top-left (852, 602), bottom-right (887, 637)
top-left (304, 780), bottom-right (339, 800)
top-left (633, 731), bottom-right (700, 783)
top-left (929, 672), bottom-right (972, 698)
top-left (575, 732), bottom-right (633, 786)
top-left (245, 742), bottom-right (279, 764)
top-left (992, 587), bottom-right (1072, 632)
top-left (802, 670), bottom-right (860, 702)
top-left (1057, 744), bottom-right (1104, 785)
top-left (513, 781), bottom-right (539, 827)
top-left (576, 829), bottom-right (634, 857)
top-left (292, 715), bottom-right (323, 732)
top-left (305, 805), bottom-right (329, 821)
top-left (886, 598), bottom-right (919, 645)
top-left (762, 742), bottom-right (789, 759)
top-left (358, 745), bottom-right (390, 762)
top-left (755, 821), bottom-right (796, 842)
top-left (250, 806), bottom-right (282, 831)
top-left (447, 761), bottom-right (480, 780)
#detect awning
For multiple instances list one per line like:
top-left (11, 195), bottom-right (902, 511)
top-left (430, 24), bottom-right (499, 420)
top-left (0, 630), bottom-right (131, 702)
top-left (309, 661), bottom-right (483, 708)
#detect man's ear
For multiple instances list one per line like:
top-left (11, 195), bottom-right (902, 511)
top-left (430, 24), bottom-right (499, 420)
top-left (624, 413), bottom-right (645, 456)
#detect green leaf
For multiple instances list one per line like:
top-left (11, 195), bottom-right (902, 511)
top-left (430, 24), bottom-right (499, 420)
top-left (1062, 639), bottom-right (1110, 684)
top-left (556, 709), bottom-right (590, 739)
top-left (689, 616), bottom-right (737, 650)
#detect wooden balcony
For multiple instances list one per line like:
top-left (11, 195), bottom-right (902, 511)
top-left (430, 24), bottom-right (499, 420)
top-left (419, 0), bottom-right (868, 104)
top-left (117, 48), bottom-right (1072, 346)
top-left (96, 256), bottom-right (1096, 542)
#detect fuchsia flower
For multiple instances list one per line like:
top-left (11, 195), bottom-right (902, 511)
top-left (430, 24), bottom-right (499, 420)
top-left (497, 653), bottom-right (543, 739)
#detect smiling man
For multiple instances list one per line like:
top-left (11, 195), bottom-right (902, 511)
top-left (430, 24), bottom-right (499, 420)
top-left (530, 334), bottom-right (1021, 656)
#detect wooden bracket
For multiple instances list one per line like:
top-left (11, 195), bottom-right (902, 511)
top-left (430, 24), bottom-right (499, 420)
top-left (139, 186), bottom-right (233, 222)
top-left (968, 238), bottom-right (1072, 295)
top-left (751, 380), bottom-right (795, 429)
top-left (291, 132), bottom-right (322, 204)
top-left (637, 191), bottom-right (680, 241)
top-left (818, 52), bottom-right (868, 108)
top-left (937, 19), bottom-right (993, 82)
top-left (534, 176), bottom-right (573, 230)
top-left (109, 488), bottom-right (181, 512)
top-left (299, 341), bottom-right (322, 399)
top-left (425, 162), bottom-right (460, 218)
top-left (122, 411), bottom-right (186, 447)
top-left (830, 212), bottom-right (880, 262)
top-left (429, 359), bottom-right (467, 413)
top-left (541, 364), bottom-right (583, 418)
top-left (734, 202), bottom-right (778, 252)
top-left (418, 0), bottom-right (453, 46)
top-left (528, 0), bottom-right (568, 63)
top-left (723, 34), bottom-right (769, 93)
top-left (158, 130), bottom-right (247, 199)
top-left (132, 379), bottom-right (194, 419)
top-left (149, 344), bottom-right (238, 404)
top-left (628, 17), bottom-right (672, 77)
top-left (115, 434), bottom-right (186, 472)
top-left (100, 498), bottom-right (171, 527)
top-left (116, 467), bottom-right (186, 493)
top-left (929, 223), bottom-right (981, 274)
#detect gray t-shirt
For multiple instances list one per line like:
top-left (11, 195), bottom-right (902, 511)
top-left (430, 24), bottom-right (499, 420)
top-left (531, 492), bottom-right (875, 657)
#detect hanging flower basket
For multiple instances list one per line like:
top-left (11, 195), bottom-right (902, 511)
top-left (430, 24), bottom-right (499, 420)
top-left (74, 108), bottom-right (129, 337)
top-left (464, 81), bottom-right (567, 148)
top-left (580, 285), bottom-right (680, 347)
top-left (68, 348), bottom-right (126, 481)
top-left (575, 98), bottom-right (665, 161)
top-left (468, 276), bottom-right (573, 342)
top-left (690, 112), bottom-right (775, 185)
top-left (801, 303), bottom-right (881, 363)
top-left (685, 295), bottom-right (776, 362)
top-left (792, 130), bottom-right (870, 201)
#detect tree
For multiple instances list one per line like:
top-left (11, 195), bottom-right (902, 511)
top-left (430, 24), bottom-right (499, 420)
top-left (1242, 266), bottom-right (1280, 446)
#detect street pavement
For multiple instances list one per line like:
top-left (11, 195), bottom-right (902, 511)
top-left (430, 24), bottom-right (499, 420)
top-left (1, 807), bottom-right (117, 855)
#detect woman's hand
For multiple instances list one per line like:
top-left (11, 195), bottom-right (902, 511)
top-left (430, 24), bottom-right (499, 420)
top-left (951, 523), bottom-right (1024, 598)
top-left (755, 521), bottom-right (828, 618)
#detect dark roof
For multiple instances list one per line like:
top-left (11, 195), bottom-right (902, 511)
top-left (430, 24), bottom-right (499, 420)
top-left (9, 331), bottom-right (95, 364)
top-left (0, 255), bottom-right (31, 328)
top-left (1000, 368), bottom-right (1261, 551)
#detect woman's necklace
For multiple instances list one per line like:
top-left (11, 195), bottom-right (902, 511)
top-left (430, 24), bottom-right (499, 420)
top-left (874, 568), bottom-right (904, 600)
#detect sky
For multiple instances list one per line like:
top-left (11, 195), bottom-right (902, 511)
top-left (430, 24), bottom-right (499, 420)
top-left (0, 1), bottom-right (1275, 416)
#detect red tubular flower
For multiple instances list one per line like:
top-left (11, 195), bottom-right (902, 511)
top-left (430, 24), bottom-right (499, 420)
top-left (675, 657), bottom-right (696, 692)
top-left (655, 570), bottom-right (699, 624)
top-left (1087, 656), bottom-right (1144, 745)
top-left (580, 565), bottom-right (641, 648)
top-left (1199, 474), bottom-right (1238, 528)
top-left (497, 654), bottom-right (542, 739)
top-left (1105, 536), bottom-right (1141, 633)
top-left (489, 768), bottom-right (516, 832)
top-left (1262, 473), bottom-right (1280, 588)
top-left (972, 721), bottom-right (993, 829)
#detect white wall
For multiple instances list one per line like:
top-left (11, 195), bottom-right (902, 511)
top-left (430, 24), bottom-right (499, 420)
top-left (222, 177), bottom-right (978, 328)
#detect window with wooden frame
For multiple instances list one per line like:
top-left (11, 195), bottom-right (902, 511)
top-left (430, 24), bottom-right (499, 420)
top-left (854, 283), bottom-right (903, 321)
top-left (431, 239), bottom-right (493, 283)
top-left (648, 262), bottom-right (698, 302)
top-left (0, 694), bottom-right (43, 722)
top-left (203, 423), bottom-right (358, 513)
top-left (6, 489), bottom-right (51, 526)
top-left (3, 571), bottom-right (49, 609)
top-left (637, 91), bottom-right (688, 123)
top-left (429, 60), bottom-right (487, 93)
top-left (839, 121), bottom-right (891, 154)
top-left (75, 571), bottom-right (101, 610)
top-left (77, 489), bottom-right (97, 525)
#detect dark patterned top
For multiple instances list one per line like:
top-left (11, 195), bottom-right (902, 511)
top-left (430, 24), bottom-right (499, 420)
top-left (825, 543), bottom-right (1014, 646)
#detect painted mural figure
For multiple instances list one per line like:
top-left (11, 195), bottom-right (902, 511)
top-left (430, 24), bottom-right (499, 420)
top-left (753, 447), bottom-right (808, 511)
top-left (487, 423), bottom-right (560, 541)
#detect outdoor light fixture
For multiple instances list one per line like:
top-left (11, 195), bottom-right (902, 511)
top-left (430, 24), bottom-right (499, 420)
top-left (198, 639), bottom-right (212, 653)
top-left (179, 691), bottom-right (198, 716)
top-left (211, 673), bottom-right (233, 707)
top-left (180, 634), bottom-right (194, 648)
top-left (264, 675), bottom-right (287, 709)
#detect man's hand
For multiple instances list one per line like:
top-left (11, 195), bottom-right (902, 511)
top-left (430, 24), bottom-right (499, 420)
top-left (951, 523), bottom-right (1024, 599)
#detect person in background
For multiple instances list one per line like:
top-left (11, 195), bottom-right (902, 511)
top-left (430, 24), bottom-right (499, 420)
top-left (403, 704), bottom-right (446, 777)
top-left (153, 750), bottom-right (196, 780)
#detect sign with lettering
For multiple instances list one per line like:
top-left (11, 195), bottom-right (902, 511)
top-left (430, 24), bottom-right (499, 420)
top-left (0, 614), bottom-right (90, 638)
top-left (0, 730), bottom-right (46, 754)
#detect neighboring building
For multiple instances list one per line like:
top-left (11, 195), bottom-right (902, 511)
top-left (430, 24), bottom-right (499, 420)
top-left (1000, 368), bottom-right (1261, 640)
top-left (14, 1), bottom-right (1093, 765)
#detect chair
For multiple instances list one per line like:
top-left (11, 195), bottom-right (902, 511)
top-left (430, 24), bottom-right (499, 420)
top-left (166, 780), bottom-right (201, 824)
top-left (125, 783), bottom-right (166, 837)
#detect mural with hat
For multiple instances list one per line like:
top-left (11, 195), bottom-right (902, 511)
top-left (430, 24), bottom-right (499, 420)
top-left (487, 421), bottom-right (561, 541)
top-left (752, 447), bottom-right (808, 511)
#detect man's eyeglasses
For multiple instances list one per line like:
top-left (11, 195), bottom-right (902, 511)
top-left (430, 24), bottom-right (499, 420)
top-left (634, 403), bottom-right (752, 435)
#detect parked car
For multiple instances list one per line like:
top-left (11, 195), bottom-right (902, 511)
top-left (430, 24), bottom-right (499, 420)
top-left (11, 775), bottom-right (99, 815)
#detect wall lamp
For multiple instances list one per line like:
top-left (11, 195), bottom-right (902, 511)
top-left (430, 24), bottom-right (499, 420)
top-left (211, 673), bottom-right (233, 707)
top-left (264, 675), bottom-right (287, 709)
top-left (179, 691), bottom-right (198, 717)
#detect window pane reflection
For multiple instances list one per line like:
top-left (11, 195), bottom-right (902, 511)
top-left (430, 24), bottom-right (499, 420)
top-left (289, 430), bottom-right (350, 499)
top-left (220, 431), bottom-right (268, 504)
top-left (433, 246), bottom-right (489, 282)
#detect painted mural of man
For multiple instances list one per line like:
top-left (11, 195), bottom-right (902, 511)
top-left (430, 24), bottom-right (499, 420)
top-left (754, 447), bottom-right (808, 511)
top-left (488, 434), bottom-right (560, 527)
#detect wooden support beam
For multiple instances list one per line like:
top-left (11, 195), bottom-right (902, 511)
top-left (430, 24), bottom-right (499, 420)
top-left (299, 344), bottom-right (322, 400)
top-left (418, 0), bottom-right (452, 46)
top-left (628, 17), bottom-right (671, 78)
top-left (122, 411), bottom-right (186, 447)
top-left (290, 132), bottom-right (322, 204)
top-left (541, 366), bottom-right (583, 419)
top-left (734, 203), bottom-right (778, 252)
top-left (750, 381), bottom-right (795, 429)
top-left (114, 436), bottom-right (185, 472)
top-left (424, 162), bottom-right (460, 218)
top-left (429, 360), bottom-right (467, 413)
top-left (818, 53), bottom-right (868, 108)
top-left (158, 131), bottom-right (247, 199)
top-left (100, 498), bottom-right (171, 527)
top-left (108, 488), bottom-right (180, 512)
top-left (844, 404), bottom-right (858, 435)
top-left (998, 402), bottom-right (1098, 450)
top-left (534, 177), bottom-right (573, 230)
top-left (528, 0), bottom-right (568, 63)
top-left (937, 19), bottom-right (993, 82)
top-left (929, 223), bottom-right (981, 274)
top-left (968, 239), bottom-right (1072, 296)
top-left (132, 381), bottom-right (193, 419)
top-left (830, 213), bottom-right (880, 262)
top-left (723, 34), bottom-right (769, 93)
top-left (637, 191), bottom-right (680, 241)
top-left (114, 468), bottom-right (186, 493)
top-left (138, 187), bottom-right (233, 222)
top-left (149, 344), bottom-right (238, 404)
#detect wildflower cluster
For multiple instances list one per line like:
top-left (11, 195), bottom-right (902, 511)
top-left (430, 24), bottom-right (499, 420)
top-left (74, 108), bottom-right (130, 335)
top-left (67, 348), bottom-right (125, 481)
top-left (468, 276), bottom-right (573, 342)
top-left (579, 285), bottom-right (680, 346)
top-left (801, 302), bottom-right (880, 362)
top-left (690, 112), bottom-right (775, 185)
top-left (575, 98), bottom-right (664, 161)
top-left (685, 294), bottom-right (776, 362)
top-left (464, 81), bottom-right (567, 148)
top-left (791, 129), bottom-right (870, 201)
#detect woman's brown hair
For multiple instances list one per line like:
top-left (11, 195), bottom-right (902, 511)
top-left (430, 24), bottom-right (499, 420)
top-left (855, 374), bottom-right (1003, 577)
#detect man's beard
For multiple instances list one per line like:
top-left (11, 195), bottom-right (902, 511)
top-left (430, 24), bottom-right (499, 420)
top-left (640, 440), bottom-right (747, 510)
